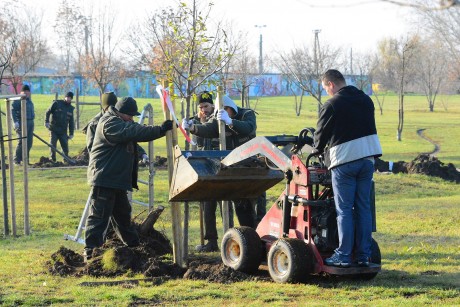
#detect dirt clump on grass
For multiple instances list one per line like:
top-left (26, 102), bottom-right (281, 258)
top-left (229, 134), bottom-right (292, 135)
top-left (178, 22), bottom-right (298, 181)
top-left (32, 147), bottom-right (168, 168)
top-left (46, 208), bottom-right (254, 284)
top-left (375, 154), bottom-right (460, 183)
top-left (183, 254), bottom-right (270, 283)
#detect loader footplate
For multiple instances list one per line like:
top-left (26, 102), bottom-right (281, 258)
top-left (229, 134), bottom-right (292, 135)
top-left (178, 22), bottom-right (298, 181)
top-left (321, 263), bottom-right (381, 275)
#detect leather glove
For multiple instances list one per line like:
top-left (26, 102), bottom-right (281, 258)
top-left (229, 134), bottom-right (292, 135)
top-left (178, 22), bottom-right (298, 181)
top-left (45, 122), bottom-right (50, 129)
top-left (142, 153), bottom-right (149, 163)
top-left (160, 119), bottom-right (173, 132)
top-left (181, 118), bottom-right (194, 130)
top-left (14, 122), bottom-right (20, 131)
top-left (217, 109), bottom-right (232, 125)
top-left (68, 134), bottom-right (74, 140)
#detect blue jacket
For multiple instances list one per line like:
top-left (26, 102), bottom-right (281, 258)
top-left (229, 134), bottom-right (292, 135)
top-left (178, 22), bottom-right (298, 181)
top-left (12, 97), bottom-right (35, 123)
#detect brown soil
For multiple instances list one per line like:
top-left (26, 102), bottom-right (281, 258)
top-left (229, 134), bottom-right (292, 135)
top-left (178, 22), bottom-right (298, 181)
top-left (375, 154), bottom-right (460, 183)
top-left (46, 221), bottom-right (260, 283)
top-left (31, 147), bottom-right (168, 168)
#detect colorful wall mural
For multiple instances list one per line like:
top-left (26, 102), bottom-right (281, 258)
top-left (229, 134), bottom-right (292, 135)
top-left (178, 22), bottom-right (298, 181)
top-left (1, 73), bottom-right (371, 98)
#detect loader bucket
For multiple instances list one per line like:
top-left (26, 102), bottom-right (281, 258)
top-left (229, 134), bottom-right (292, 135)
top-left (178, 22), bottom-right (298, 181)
top-left (169, 145), bottom-right (284, 202)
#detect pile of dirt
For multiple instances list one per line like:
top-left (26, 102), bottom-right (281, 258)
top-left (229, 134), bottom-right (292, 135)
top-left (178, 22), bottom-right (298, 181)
top-left (47, 225), bottom-right (182, 278)
top-left (183, 255), bottom-right (269, 283)
top-left (46, 208), bottom-right (252, 283)
top-left (375, 154), bottom-right (460, 183)
top-left (31, 147), bottom-right (168, 168)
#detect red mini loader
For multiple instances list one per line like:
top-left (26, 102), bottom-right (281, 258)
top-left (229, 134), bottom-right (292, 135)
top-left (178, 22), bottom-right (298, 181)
top-left (219, 129), bottom-right (381, 283)
top-left (169, 129), bottom-right (381, 283)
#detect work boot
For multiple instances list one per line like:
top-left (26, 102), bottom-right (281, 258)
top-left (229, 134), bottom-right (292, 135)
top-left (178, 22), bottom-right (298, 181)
top-left (83, 248), bottom-right (93, 263)
top-left (195, 240), bottom-right (219, 252)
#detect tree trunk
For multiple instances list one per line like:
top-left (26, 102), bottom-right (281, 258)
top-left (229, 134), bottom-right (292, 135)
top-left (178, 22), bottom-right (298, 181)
top-left (139, 205), bottom-right (165, 235)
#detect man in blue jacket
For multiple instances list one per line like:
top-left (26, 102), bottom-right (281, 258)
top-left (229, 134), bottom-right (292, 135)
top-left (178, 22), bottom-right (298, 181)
top-left (84, 97), bottom-right (173, 261)
top-left (314, 69), bottom-right (382, 268)
top-left (12, 84), bottom-right (35, 165)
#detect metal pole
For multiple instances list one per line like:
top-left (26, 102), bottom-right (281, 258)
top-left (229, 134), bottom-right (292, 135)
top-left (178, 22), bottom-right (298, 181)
top-left (259, 34), bottom-right (263, 74)
top-left (216, 86), bottom-right (230, 233)
top-left (20, 98), bottom-right (30, 235)
top-left (75, 88), bottom-right (80, 130)
top-left (5, 100), bottom-right (16, 236)
top-left (0, 105), bottom-right (9, 236)
top-left (147, 104), bottom-right (155, 212)
top-left (255, 25), bottom-right (266, 74)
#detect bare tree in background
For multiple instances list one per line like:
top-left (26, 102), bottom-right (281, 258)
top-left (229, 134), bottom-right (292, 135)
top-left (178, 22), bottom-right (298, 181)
top-left (79, 5), bottom-right (125, 95)
top-left (414, 38), bottom-right (448, 112)
top-left (374, 35), bottom-right (420, 141)
top-left (0, 9), bottom-right (17, 93)
top-left (126, 0), bottom-right (235, 137)
top-left (224, 37), bottom-right (259, 109)
top-left (2, 7), bottom-right (48, 94)
top-left (275, 40), bottom-right (342, 116)
top-left (414, 0), bottom-right (460, 91)
top-left (353, 52), bottom-right (373, 92)
top-left (354, 51), bottom-right (386, 115)
top-left (54, 0), bottom-right (85, 74)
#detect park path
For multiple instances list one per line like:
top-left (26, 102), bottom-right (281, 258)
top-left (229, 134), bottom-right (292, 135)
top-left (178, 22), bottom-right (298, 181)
top-left (416, 128), bottom-right (440, 156)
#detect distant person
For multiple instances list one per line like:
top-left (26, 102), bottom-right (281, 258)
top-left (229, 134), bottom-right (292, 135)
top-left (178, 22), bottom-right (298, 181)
top-left (192, 91), bottom-right (234, 253)
top-left (11, 84), bottom-right (35, 165)
top-left (82, 91), bottom-right (149, 163)
top-left (84, 97), bottom-right (173, 261)
top-left (313, 69), bottom-right (382, 268)
top-left (44, 91), bottom-right (75, 162)
top-left (182, 95), bottom-right (261, 228)
top-left (83, 91), bottom-right (117, 153)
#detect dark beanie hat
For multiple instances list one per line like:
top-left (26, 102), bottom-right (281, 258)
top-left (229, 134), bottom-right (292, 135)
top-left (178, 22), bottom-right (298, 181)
top-left (101, 92), bottom-right (117, 109)
top-left (66, 91), bottom-right (74, 99)
top-left (198, 91), bottom-right (213, 104)
top-left (21, 84), bottom-right (30, 92)
top-left (115, 97), bottom-right (140, 116)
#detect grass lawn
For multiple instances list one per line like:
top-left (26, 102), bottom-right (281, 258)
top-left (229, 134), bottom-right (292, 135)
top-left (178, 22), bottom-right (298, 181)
top-left (0, 93), bottom-right (459, 305)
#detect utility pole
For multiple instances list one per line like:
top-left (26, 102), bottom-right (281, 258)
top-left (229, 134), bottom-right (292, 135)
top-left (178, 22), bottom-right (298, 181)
top-left (313, 29), bottom-right (321, 114)
top-left (255, 25), bottom-right (267, 74)
top-left (350, 48), bottom-right (353, 75)
top-left (313, 29), bottom-right (321, 77)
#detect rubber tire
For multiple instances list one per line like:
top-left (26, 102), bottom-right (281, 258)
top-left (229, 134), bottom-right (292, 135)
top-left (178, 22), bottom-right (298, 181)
top-left (267, 238), bottom-right (312, 283)
top-left (221, 226), bottom-right (263, 273)
top-left (352, 238), bottom-right (382, 280)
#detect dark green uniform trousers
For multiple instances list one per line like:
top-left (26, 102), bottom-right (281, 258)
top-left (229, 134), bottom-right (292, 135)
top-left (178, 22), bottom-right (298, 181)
top-left (85, 186), bottom-right (139, 250)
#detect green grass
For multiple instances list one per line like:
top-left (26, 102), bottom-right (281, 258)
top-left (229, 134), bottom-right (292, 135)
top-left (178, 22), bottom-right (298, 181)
top-left (0, 94), bottom-right (459, 305)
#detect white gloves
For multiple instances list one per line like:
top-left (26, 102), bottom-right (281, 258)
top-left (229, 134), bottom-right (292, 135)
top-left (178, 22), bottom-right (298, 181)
top-left (45, 122), bottom-right (50, 129)
top-left (68, 134), bottom-right (74, 140)
top-left (142, 154), bottom-right (149, 163)
top-left (14, 122), bottom-right (20, 130)
top-left (181, 118), bottom-right (194, 130)
top-left (217, 109), bottom-right (232, 125)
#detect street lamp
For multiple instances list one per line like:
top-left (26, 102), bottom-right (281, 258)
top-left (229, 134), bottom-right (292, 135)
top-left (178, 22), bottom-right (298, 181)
top-left (255, 25), bottom-right (267, 74)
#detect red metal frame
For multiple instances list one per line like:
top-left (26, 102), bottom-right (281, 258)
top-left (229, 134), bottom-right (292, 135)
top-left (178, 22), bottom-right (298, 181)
top-left (256, 154), bottom-right (380, 276)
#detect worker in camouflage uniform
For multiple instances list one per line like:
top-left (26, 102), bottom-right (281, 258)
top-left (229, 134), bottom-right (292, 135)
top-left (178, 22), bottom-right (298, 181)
top-left (44, 91), bottom-right (75, 162)
top-left (84, 97), bottom-right (173, 261)
top-left (182, 95), bottom-right (263, 228)
top-left (192, 91), bottom-right (234, 252)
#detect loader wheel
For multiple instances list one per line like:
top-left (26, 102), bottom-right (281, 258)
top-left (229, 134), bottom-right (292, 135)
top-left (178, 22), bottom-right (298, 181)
top-left (221, 226), bottom-right (262, 273)
top-left (268, 238), bottom-right (313, 283)
top-left (352, 238), bottom-right (382, 280)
